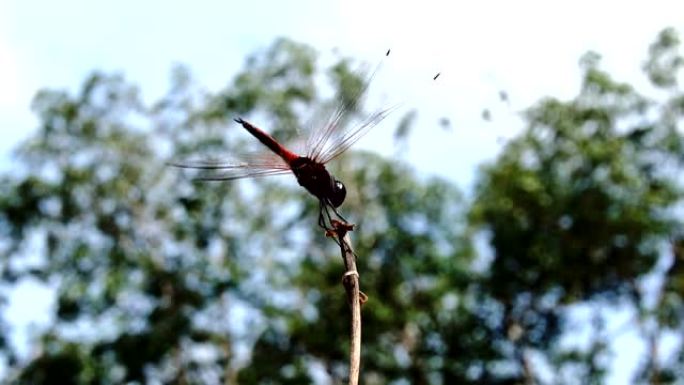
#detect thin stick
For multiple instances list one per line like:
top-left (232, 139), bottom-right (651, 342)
top-left (330, 220), bottom-right (363, 385)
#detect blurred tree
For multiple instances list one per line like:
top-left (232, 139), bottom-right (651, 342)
top-left (0, 28), bottom-right (683, 385)
top-left (470, 28), bottom-right (684, 384)
top-left (0, 38), bottom-right (335, 384)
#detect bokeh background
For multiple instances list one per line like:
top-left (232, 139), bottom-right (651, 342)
top-left (1, 1), bottom-right (683, 384)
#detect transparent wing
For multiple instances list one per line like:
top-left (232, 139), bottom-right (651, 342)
top-left (168, 151), bottom-right (292, 181)
top-left (313, 106), bottom-right (395, 164)
top-left (306, 52), bottom-right (395, 164)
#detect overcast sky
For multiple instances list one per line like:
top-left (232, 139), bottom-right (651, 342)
top-left (0, 1), bottom-right (682, 383)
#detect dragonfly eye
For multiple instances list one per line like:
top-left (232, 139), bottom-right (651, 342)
top-left (329, 180), bottom-right (346, 208)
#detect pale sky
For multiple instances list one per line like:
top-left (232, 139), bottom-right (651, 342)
top-left (2, 1), bottom-right (680, 184)
top-left (0, 1), bottom-right (682, 383)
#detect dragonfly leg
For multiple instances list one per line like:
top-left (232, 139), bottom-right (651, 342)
top-left (319, 201), bottom-right (356, 261)
top-left (329, 204), bottom-right (351, 226)
top-left (325, 208), bottom-right (360, 259)
top-left (318, 205), bottom-right (329, 230)
top-left (318, 200), bottom-right (335, 231)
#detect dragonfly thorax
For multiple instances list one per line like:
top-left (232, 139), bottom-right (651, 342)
top-left (290, 157), bottom-right (346, 208)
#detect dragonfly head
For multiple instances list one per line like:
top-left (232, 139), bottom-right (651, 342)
top-left (329, 179), bottom-right (347, 208)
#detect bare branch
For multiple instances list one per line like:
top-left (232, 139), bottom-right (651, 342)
top-left (329, 220), bottom-right (365, 385)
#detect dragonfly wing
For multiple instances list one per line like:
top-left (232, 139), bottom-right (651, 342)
top-left (314, 106), bottom-right (395, 164)
top-left (169, 151), bottom-right (292, 181)
top-left (306, 52), bottom-right (395, 164)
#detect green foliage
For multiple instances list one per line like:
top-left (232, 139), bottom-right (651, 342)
top-left (1, 29), bottom-right (684, 385)
top-left (0, 39), bottom-right (331, 384)
top-left (471, 62), bottom-right (677, 302)
top-left (471, 29), bottom-right (684, 384)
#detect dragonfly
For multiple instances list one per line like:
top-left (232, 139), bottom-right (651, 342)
top-left (171, 51), bottom-right (393, 231)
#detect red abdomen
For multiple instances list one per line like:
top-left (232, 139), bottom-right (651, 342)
top-left (234, 118), bottom-right (299, 164)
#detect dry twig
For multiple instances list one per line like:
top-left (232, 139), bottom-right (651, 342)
top-left (328, 220), bottom-right (366, 385)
